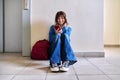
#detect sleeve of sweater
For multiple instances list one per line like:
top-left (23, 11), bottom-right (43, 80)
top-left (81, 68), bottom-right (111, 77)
top-left (63, 26), bottom-right (72, 36)
top-left (49, 25), bottom-right (56, 43)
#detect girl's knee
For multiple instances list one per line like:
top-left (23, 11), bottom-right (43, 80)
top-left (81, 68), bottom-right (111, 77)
top-left (62, 33), bottom-right (69, 38)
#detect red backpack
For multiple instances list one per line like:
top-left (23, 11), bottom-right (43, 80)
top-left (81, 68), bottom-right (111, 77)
top-left (31, 39), bottom-right (50, 60)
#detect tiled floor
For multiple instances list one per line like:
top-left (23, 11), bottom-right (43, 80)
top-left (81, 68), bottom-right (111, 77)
top-left (0, 47), bottom-right (120, 80)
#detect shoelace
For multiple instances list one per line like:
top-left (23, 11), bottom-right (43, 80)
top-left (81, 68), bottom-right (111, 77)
top-left (62, 61), bottom-right (69, 67)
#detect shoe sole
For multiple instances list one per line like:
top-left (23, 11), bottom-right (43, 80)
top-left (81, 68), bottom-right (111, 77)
top-left (60, 68), bottom-right (69, 72)
top-left (50, 68), bottom-right (59, 72)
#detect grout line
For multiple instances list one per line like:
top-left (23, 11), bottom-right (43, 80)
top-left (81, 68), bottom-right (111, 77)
top-left (10, 75), bottom-right (16, 80)
top-left (44, 65), bottom-right (49, 80)
top-left (72, 66), bottom-right (79, 80)
top-left (45, 67), bottom-right (49, 80)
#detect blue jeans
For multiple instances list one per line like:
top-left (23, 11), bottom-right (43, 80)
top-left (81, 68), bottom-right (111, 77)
top-left (49, 32), bottom-right (77, 65)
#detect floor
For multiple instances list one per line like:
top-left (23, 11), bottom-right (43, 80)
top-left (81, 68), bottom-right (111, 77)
top-left (0, 47), bottom-right (120, 80)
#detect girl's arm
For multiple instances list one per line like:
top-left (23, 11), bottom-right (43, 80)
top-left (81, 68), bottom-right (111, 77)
top-left (63, 26), bottom-right (72, 36)
top-left (49, 25), bottom-right (56, 43)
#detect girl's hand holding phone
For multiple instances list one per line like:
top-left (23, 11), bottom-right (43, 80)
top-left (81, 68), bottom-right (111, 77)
top-left (55, 25), bottom-right (62, 34)
top-left (56, 28), bottom-right (62, 33)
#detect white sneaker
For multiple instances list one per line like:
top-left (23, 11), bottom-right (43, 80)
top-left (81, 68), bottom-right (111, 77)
top-left (60, 66), bottom-right (69, 72)
top-left (60, 61), bottom-right (69, 72)
top-left (50, 63), bottom-right (59, 72)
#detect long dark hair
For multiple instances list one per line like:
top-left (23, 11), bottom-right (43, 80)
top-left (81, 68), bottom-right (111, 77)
top-left (55, 11), bottom-right (68, 26)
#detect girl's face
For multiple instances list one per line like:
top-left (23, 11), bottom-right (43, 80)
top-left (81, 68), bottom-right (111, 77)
top-left (57, 16), bottom-right (65, 26)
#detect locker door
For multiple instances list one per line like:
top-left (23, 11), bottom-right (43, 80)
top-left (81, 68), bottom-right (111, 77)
top-left (0, 0), bottom-right (3, 52)
top-left (5, 0), bottom-right (22, 52)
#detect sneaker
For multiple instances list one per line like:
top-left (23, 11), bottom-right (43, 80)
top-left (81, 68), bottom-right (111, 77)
top-left (60, 61), bottom-right (69, 72)
top-left (50, 63), bottom-right (59, 72)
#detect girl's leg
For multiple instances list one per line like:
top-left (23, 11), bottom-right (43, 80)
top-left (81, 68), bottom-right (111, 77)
top-left (49, 34), bottom-right (62, 71)
top-left (49, 34), bottom-right (61, 65)
top-left (61, 33), bottom-right (77, 65)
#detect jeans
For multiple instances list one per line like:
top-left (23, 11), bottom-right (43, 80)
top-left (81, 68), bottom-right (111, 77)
top-left (49, 30), bottom-right (77, 65)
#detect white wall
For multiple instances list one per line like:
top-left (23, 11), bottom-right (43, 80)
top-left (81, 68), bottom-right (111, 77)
top-left (104, 0), bottom-right (120, 45)
top-left (31, 0), bottom-right (104, 53)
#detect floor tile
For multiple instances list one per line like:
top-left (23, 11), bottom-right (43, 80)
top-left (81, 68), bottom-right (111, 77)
top-left (96, 64), bottom-right (120, 75)
top-left (107, 75), bottom-right (120, 80)
top-left (76, 58), bottom-right (92, 65)
top-left (0, 66), bottom-right (24, 75)
top-left (86, 58), bottom-right (110, 65)
top-left (0, 47), bottom-right (120, 80)
top-left (78, 75), bottom-right (110, 80)
top-left (73, 61), bottom-right (104, 75)
top-left (12, 75), bottom-right (46, 80)
top-left (46, 74), bottom-right (77, 80)
top-left (0, 75), bottom-right (14, 80)
top-left (17, 61), bottom-right (49, 75)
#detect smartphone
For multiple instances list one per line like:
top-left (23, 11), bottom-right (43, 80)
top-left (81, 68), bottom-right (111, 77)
top-left (54, 25), bottom-right (61, 31)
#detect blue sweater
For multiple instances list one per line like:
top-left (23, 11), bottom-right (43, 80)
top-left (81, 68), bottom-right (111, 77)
top-left (49, 25), bottom-right (72, 43)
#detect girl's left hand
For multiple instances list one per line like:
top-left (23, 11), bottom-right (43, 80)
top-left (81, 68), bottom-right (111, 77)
top-left (56, 28), bottom-right (63, 34)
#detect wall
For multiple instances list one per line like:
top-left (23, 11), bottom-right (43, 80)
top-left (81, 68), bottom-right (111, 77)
top-left (0, 0), bottom-right (3, 52)
top-left (31, 0), bottom-right (104, 56)
top-left (22, 0), bottom-right (31, 56)
top-left (119, 24), bottom-right (120, 45)
top-left (104, 0), bottom-right (120, 45)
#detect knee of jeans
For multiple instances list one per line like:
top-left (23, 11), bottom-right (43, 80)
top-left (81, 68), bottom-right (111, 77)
top-left (62, 33), bottom-right (69, 38)
top-left (62, 33), bottom-right (70, 41)
top-left (55, 34), bottom-right (61, 41)
top-left (56, 34), bottom-right (61, 38)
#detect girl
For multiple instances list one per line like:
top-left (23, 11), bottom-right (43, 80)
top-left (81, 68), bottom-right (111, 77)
top-left (49, 11), bottom-right (77, 72)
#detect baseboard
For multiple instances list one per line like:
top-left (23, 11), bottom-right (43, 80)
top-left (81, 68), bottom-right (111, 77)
top-left (75, 52), bottom-right (105, 57)
top-left (104, 45), bottom-right (120, 47)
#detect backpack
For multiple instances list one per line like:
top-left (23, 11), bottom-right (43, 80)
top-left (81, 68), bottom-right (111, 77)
top-left (31, 39), bottom-right (50, 60)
